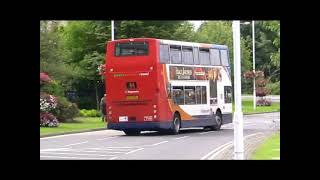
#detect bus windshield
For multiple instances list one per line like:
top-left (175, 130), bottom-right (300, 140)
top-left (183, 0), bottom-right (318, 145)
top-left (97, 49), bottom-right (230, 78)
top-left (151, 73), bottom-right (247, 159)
top-left (115, 42), bottom-right (149, 56)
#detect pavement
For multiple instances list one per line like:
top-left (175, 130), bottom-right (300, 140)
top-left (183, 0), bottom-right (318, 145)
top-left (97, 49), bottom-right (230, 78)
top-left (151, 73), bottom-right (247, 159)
top-left (40, 112), bottom-right (280, 160)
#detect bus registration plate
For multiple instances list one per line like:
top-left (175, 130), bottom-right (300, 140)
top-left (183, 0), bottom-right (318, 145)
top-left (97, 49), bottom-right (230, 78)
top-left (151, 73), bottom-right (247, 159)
top-left (126, 95), bottom-right (138, 100)
top-left (119, 116), bottom-right (128, 122)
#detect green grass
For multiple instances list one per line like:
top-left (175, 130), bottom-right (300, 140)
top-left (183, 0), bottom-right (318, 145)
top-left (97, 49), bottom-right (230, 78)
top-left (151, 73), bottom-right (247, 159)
top-left (234, 100), bottom-right (280, 114)
top-left (40, 117), bottom-right (106, 136)
top-left (251, 132), bottom-right (280, 160)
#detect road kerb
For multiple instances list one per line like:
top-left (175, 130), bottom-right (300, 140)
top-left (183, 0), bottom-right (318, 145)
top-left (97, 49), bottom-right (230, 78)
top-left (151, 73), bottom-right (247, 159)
top-left (40, 128), bottom-right (107, 138)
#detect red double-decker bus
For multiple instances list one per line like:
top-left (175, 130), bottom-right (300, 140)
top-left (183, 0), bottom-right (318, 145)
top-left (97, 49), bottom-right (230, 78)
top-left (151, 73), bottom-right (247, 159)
top-left (105, 38), bottom-right (233, 135)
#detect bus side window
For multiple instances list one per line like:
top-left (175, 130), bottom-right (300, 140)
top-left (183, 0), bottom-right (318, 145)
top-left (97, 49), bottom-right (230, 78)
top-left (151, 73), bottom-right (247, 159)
top-left (209, 49), bottom-right (221, 66)
top-left (220, 49), bottom-right (229, 66)
top-left (170, 45), bottom-right (182, 64)
top-left (201, 86), bottom-right (207, 104)
top-left (199, 48), bottom-right (210, 65)
top-left (182, 46), bottom-right (194, 65)
top-left (193, 47), bottom-right (200, 65)
top-left (160, 44), bottom-right (170, 64)
top-left (172, 86), bottom-right (184, 105)
top-left (224, 86), bottom-right (232, 103)
top-left (195, 86), bottom-right (202, 104)
top-left (184, 86), bottom-right (196, 105)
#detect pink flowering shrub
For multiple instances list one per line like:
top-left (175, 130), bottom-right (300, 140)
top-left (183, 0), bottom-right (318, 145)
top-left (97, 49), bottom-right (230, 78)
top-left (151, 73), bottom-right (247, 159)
top-left (40, 72), bottom-right (59, 127)
top-left (98, 64), bottom-right (105, 75)
top-left (40, 112), bottom-right (59, 127)
top-left (257, 98), bottom-right (272, 106)
top-left (40, 72), bottom-right (52, 84)
top-left (40, 92), bottom-right (58, 112)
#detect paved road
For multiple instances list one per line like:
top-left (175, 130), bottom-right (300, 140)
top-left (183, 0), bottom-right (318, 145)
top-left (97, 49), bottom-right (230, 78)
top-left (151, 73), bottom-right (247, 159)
top-left (40, 112), bottom-right (280, 160)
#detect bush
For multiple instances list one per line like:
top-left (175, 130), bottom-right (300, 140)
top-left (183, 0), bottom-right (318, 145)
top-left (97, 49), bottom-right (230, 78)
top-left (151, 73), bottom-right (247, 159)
top-left (40, 112), bottom-right (59, 127)
top-left (257, 98), bottom-right (272, 106)
top-left (40, 92), bottom-right (57, 113)
top-left (53, 96), bottom-right (79, 122)
top-left (266, 81), bottom-right (280, 95)
top-left (41, 80), bottom-right (65, 97)
top-left (79, 109), bottom-right (101, 117)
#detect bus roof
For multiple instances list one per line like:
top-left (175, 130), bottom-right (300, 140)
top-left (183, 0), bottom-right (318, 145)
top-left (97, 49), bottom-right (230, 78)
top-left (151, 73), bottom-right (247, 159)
top-left (159, 39), bottom-right (228, 49)
top-left (107, 38), bottom-right (228, 50)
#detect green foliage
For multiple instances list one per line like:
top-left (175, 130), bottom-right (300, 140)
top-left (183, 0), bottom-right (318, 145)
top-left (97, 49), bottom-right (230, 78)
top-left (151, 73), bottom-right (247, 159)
top-left (40, 21), bottom-right (77, 91)
top-left (195, 21), bottom-right (252, 72)
top-left (40, 80), bottom-right (64, 97)
top-left (116, 21), bottom-right (196, 41)
top-left (79, 109), bottom-right (101, 117)
top-left (266, 81), bottom-right (280, 95)
top-left (53, 96), bottom-right (79, 122)
top-left (241, 21), bottom-right (280, 82)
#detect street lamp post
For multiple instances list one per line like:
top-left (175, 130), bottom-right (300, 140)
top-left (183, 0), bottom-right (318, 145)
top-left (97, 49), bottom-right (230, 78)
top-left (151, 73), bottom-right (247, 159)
top-left (252, 21), bottom-right (256, 110)
top-left (232, 21), bottom-right (244, 160)
top-left (111, 20), bottom-right (114, 41)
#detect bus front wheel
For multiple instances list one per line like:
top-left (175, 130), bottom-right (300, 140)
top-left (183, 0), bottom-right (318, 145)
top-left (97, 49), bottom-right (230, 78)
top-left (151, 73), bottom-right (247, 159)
top-left (123, 130), bottom-right (141, 136)
top-left (170, 114), bottom-right (181, 135)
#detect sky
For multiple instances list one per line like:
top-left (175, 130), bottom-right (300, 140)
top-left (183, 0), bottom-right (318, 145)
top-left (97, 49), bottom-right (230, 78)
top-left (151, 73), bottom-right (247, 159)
top-left (189, 21), bottom-right (205, 31)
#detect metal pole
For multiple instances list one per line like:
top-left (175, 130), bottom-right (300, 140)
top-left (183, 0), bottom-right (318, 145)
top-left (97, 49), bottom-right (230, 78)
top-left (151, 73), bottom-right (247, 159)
top-left (252, 20), bottom-right (256, 110)
top-left (232, 21), bottom-right (244, 160)
top-left (111, 20), bottom-right (114, 41)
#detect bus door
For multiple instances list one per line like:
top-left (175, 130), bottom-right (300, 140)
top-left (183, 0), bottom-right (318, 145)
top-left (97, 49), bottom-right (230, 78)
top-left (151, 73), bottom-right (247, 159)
top-left (209, 79), bottom-right (218, 106)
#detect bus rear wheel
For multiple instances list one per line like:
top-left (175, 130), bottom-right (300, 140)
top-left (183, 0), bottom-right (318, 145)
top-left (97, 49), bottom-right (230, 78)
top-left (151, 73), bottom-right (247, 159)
top-left (170, 114), bottom-right (181, 135)
top-left (123, 130), bottom-right (141, 136)
top-left (210, 111), bottom-right (222, 131)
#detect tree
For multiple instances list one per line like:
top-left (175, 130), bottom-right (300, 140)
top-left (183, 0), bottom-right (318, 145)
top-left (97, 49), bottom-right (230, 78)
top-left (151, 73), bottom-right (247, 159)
top-left (40, 21), bottom-right (76, 91)
top-left (241, 21), bottom-right (280, 83)
top-left (194, 21), bottom-right (252, 93)
top-left (61, 20), bottom-right (197, 109)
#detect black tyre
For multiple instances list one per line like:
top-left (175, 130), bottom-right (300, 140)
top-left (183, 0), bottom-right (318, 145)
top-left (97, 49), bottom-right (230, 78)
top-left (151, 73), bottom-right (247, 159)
top-left (170, 113), bottom-right (181, 135)
top-left (123, 130), bottom-right (141, 136)
top-left (210, 111), bottom-right (222, 131)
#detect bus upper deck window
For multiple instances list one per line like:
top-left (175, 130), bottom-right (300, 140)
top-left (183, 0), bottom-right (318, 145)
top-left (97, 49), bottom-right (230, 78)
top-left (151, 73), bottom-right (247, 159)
top-left (115, 42), bottom-right (149, 56)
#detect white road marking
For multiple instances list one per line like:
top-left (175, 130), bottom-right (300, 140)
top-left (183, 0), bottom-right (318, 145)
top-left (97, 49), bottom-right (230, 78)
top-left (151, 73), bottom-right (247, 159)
top-left (64, 141), bottom-right (88, 147)
top-left (201, 132), bottom-right (265, 160)
top-left (209, 144), bottom-right (233, 160)
top-left (174, 136), bottom-right (189, 140)
top-left (47, 149), bottom-right (125, 154)
top-left (84, 148), bottom-right (134, 151)
top-left (199, 132), bottom-right (210, 135)
top-left (201, 142), bottom-right (232, 160)
top-left (96, 137), bottom-right (118, 141)
top-left (125, 148), bottom-right (144, 154)
top-left (40, 155), bottom-right (108, 160)
top-left (40, 148), bottom-right (70, 152)
top-left (101, 146), bottom-right (138, 149)
top-left (150, 141), bottom-right (168, 146)
top-left (40, 152), bottom-right (116, 157)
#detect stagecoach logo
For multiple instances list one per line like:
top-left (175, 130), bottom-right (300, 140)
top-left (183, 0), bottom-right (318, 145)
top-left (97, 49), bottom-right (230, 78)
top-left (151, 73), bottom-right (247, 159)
top-left (125, 90), bottom-right (139, 94)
